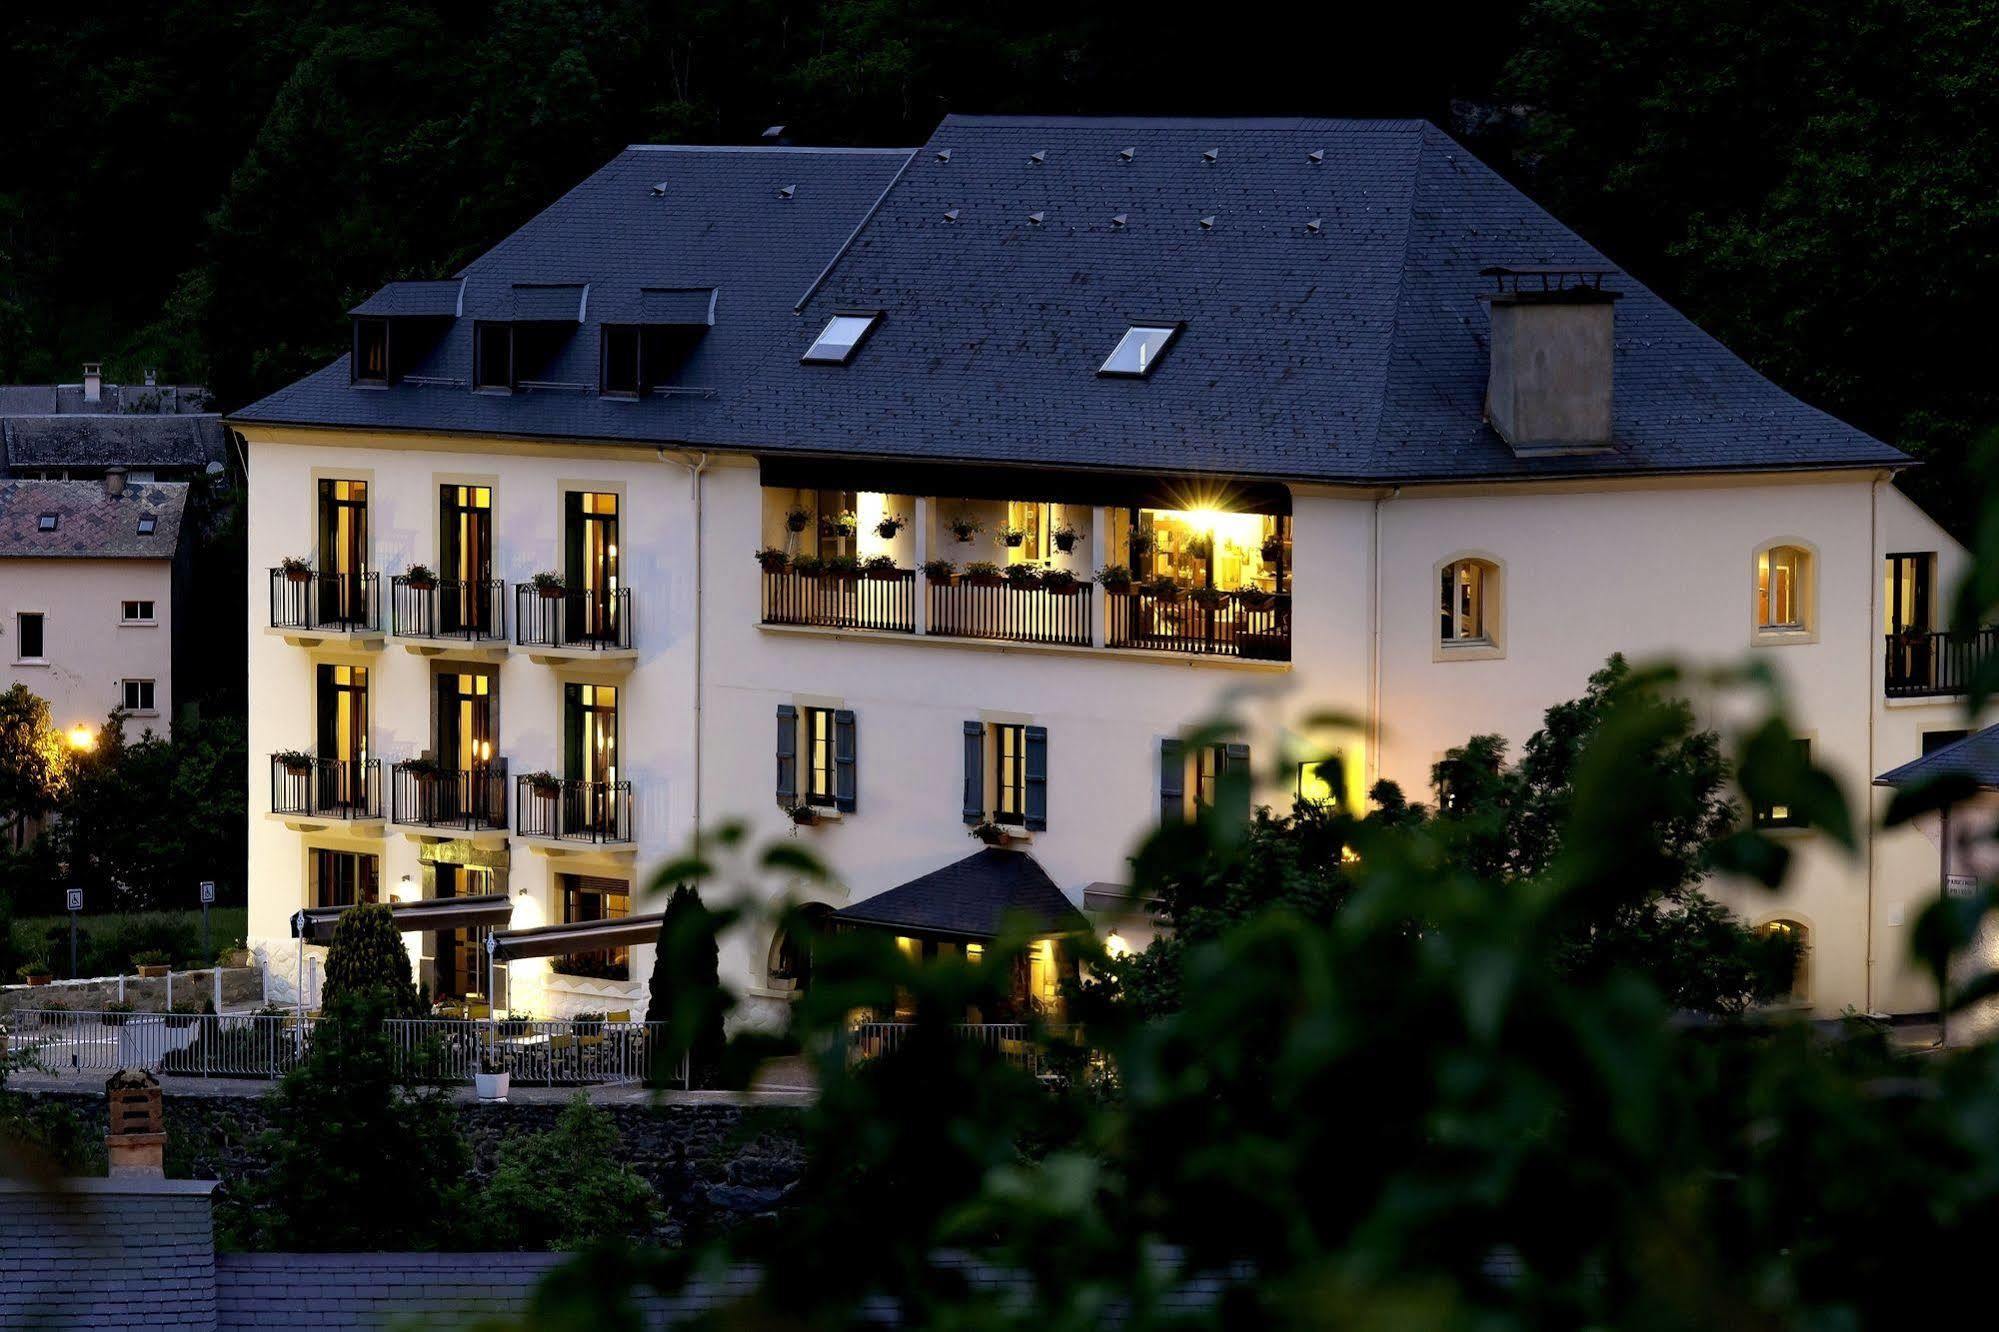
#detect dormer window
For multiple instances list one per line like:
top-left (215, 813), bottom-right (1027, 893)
top-left (474, 323), bottom-right (515, 390)
top-left (37, 514), bottom-right (57, 532)
top-left (802, 313), bottom-right (879, 365)
top-left (599, 323), bottom-right (704, 396)
top-left (137, 515), bottom-right (158, 536)
top-left (353, 318), bottom-right (390, 384)
top-left (1099, 325), bottom-right (1179, 377)
top-left (603, 325), bottom-right (642, 395)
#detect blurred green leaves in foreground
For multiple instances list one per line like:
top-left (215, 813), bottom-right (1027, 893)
top-left (502, 645), bottom-right (1999, 1330)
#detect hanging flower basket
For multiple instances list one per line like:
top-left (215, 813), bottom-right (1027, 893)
top-left (948, 516), bottom-right (983, 543)
top-left (875, 513), bottom-right (907, 539)
top-left (785, 507), bottom-right (812, 533)
top-left (999, 525), bottom-right (1028, 548)
top-left (1052, 524), bottom-right (1081, 554)
top-left (1260, 537), bottom-right (1283, 562)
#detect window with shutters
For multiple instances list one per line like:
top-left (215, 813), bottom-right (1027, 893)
top-left (963, 719), bottom-right (1048, 831)
top-left (777, 702), bottom-right (857, 814)
top-left (1161, 737), bottom-right (1251, 822)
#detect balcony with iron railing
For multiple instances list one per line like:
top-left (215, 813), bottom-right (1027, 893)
top-left (389, 761), bottom-right (509, 837)
top-left (761, 563), bottom-right (916, 633)
top-left (268, 754), bottom-right (383, 828)
top-left (1885, 627), bottom-right (1999, 699)
top-left (928, 571), bottom-right (1092, 647)
top-left (390, 576), bottom-right (509, 656)
top-left (515, 585), bottom-right (634, 663)
top-left (267, 568), bottom-right (382, 646)
top-left (515, 776), bottom-right (635, 850)
top-left (1106, 585), bottom-right (1291, 661)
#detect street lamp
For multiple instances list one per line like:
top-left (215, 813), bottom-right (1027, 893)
top-left (66, 723), bottom-right (97, 753)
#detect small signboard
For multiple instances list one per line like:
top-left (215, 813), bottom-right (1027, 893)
top-left (65, 887), bottom-right (83, 913)
top-left (1947, 874), bottom-right (1978, 900)
top-left (200, 881), bottom-right (217, 904)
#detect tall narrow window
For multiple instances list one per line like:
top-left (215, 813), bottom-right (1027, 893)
top-left (1885, 551), bottom-right (1935, 691)
top-left (1440, 560), bottom-right (1489, 643)
top-left (1192, 745), bottom-right (1224, 812)
top-left (1758, 545), bottom-right (1808, 631)
top-left (1753, 738), bottom-right (1813, 829)
top-left (1758, 919), bottom-right (1810, 1003)
top-left (804, 707), bottom-right (836, 808)
top-left (439, 484), bottom-right (493, 635)
top-left (993, 723), bottom-right (1027, 825)
top-left (316, 478), bottom-right (370, 625)
top-left (316, 663), bottom-right (370, 810)
top-left (354, 319), bottom-right (390, 383)
top-left (16, 612), bottom-right (46, 660)
top-left (601, 325), bottom-right (642, 395)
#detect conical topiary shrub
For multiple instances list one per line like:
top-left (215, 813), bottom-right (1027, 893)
top-left (322, 901), bottom-right (419, 1016)
top-left (648, 884), bottom-right (727, 1089)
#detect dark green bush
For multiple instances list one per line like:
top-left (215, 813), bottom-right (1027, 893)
top-left (474, 1095), bottom-right (660, 1250)
top-left (320, 902), bottom-right (418, 1015)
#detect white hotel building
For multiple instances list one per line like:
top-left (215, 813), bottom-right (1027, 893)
top-left (233, 116), bottom-right (1975, 1022)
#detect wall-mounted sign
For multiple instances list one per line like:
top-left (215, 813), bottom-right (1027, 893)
top-left (1947, 874), bottom-right (1978, 899)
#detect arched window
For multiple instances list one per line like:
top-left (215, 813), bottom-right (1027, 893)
top-left (767, 904), bottom-right (833, 992)
top-left (1758, 918), bottom-right (1811, 1003)
top-left (1756, 544), bottom-right (1812, 634)
top-left (1439, 558), bottom-right (1498, 645)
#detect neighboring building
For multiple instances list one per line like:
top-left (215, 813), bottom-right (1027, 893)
top-left (1, 364), bottom-right (230, 486)
top-left (232, 116), bottom-right (1975, 1022)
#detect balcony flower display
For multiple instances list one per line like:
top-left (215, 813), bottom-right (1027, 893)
top-left (920, 558), bottom-right (959, 583)
top-left (998, 524), bottom-right (1028, 548)
top-left (1094, 564), bottom-right (1134, 592)
top-left (1041, 567), bottom-right (1082, 594)
top-left (1261, 534), bottom-right (1284, 562)
top-left (529, 570), bottom-right (565, 600)
top-left (273, 748), bottom-right (315, 773)
top-left (862, 554), bottom-right (901, 580)
top-left (874, 512), bottom-right (907, 539)
top-left (280, 555), bottom-right (313, 582)
top-left (403, 563), bottom-right (438, 591)
top-left (969, 819), bottom-right (1013, 846)
top-left (1238, 587), bottom-right (1278, 612)
top-left (522, 770), bottom-right (561, 796)
top-left (1142, 576), bottom-right (1182, 602)
top-left (755, 547), bottom-right (790, 573)
top-left (1002, 563), bottom-right (1040, 589)
top-left (791, 554), bottom-right (825, 576)
top-left (784, 506), bottom-right (812, 533)
top-left (964, 561), bottom-right (1003, 586)
top-left (1128, 529), bottom-right (1155, 556)
top-left (1188, 585), bottom-right (1228, 608)
top-left (947, 514), bottom-right (983, 543)
top-left (824, 554), bottom-right (861, 580)
top-left (1052, 522), bottom-right (1082, 553)
top-left (789, 803), bottom-right (823, 829)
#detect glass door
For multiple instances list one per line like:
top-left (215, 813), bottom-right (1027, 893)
top-left (315, 664), bottom-right (369, 809)
top-left (317, 479), bottom-right (369, 625)
top-left (564, 491), bottom-right (620, 643)
top-left (433, 863), bottom-right (495, 1000)
top-left (439, 484), bottom-right (493, 635)
top-left (563, 682), bottom-right (619, 835)
top-left (434, 671), bottom-right (494, 822)
top-left (1886, 552), bottom-right (1935, 690)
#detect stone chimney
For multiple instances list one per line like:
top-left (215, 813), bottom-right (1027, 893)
top-left (1480, 267), bottom-right (1621, 457)
top-left (82, 362), bottom-right (103, 404)
top-left (103, 466), bottom-right (127, 497)
top-left (143, 366), bottom-right (158, 387)
top-left (105, 1068), bottom-right (166, 1177)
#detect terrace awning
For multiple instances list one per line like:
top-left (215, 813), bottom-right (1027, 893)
top-left (487, 912), bottom-right (665, 963)
top-left (289, 893), bottom-right (514, 944)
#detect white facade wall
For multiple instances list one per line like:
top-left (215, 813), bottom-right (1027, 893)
top-left (3, 556), bottom-right (175, 738)
top-left (245, 429), bottom-right (1974, 1021)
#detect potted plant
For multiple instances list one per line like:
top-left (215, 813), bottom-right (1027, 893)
top-left (498, 1011), bottom-right (533, 1038)
top-left (404, 563), bottom-right (438, 591)
top-left (789, 803), bottom-right (822, 829)
top-left (1094, 564), bottom-right (1134, 592)
top-left (1187, 533), bottom-right (1214, 559)
top-left (134, 949), bottom-right (171, 979)
top-left (165, 1000), bottom-right (201, 1030)
top-left (1260, 533), bottom-right (1284, 563)
top-left (969, 819), bottom-right (1013, 846)
top-left (830, 510), bottom-right (859, 539)
top-left (947, 514), bottom-right (984, 543)
top-left (17, 951), bottom-right (52, 986)
top-left (1052, 522), bottom-right (1082, 554)
top-left (103, 1000), bottom-right (136, 1027)
top-left (784, 506), bottom-right (812, 533)
top-left (964, 561), bottom-right (1004, 586)
top-left (523, 769), bottom-right (562, 797)
top-left (1238, 587), bottom-right (1278, 612)
top-left (998, 524), bottom-right (1028, 548)
top-left (1002, 563), bottom-right (1040, 589)
top-left (862, 554), bottom-right (902, 581)
top-left (824, 554), bottom-right (861, 580)
top-left (1041, 567), bottom-right (1081, 594)
top-left (273, 748), bottom-right (315, 774)
top-left (1128, 529), bottom-right (1155, 557)
top-left (792, 554), bottom-right (825, 577)
top-left (875, 512), bottom-right (907, 539)
top-left (529, 570), bottom-right (566, 600)
top-left (920, 558), bottom-right (959, 584)
top-left (1188, 585), bottom-right (1228, 609)
top-left (475, 1050), bottom-right (511, 1101)
top-left (573, 1010), bottom-right (606, 1038)
top-left (1143, 576), bottom-right (1182, 603)
top-left (755, 546), bottom-right (791, 573)
top-left (280, 555), bottom-right (313, 583)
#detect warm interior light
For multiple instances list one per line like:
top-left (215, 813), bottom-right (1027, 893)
top-left (1104, 932), bottom-right (1130, 959)
top-left (66, 724), bottom-right (97, 752)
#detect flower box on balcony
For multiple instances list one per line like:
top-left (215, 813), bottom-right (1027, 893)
top-left (862, 555), bottom-right (901, 581)
top-left (523, 771), bottom-right (562, 797)
top-left (1143, 579), bottom-right (1182, 603)
top-left (404, 565), bottom-right (438, 591)
top-left (756, 547), bottom-right (790, 573)
top-left (1041, 570), bottom-right (1082, 595)
top-left (964, 562), bottom-right (1004, 587)
top-left (280, 558), bottom-right (313, 583)
top-left (274, 750), bottom-right (314, 774)
top-left (920, 559), bottom-right (959, 584)
top-left (529, 572), bottom-right (566, 600)
top-left (1238, 589), bottom-right (1278, 612)
top-left (823, 556), bottom-right (861, 580)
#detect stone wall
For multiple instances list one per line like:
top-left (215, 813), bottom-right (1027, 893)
top-left (19, 1089), bottom-right (804, 1249)
top-left (0, 967), bottom-right (264, 1016)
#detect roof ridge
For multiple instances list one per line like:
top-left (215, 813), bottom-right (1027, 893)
top-left (623, 143), bottom-right (918, 155)
top-left (1359, 125), bottom-right (1433, 470)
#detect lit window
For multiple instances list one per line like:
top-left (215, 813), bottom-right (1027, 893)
top-left (137, 515), bottom-right (158, 535)
top-left (993, 723), bottom-right (1027, 826)
top-left (120, 679), bottom-right (156, 712)
top-left (36, 513), bottom-right (57, 532)
top-left (1440, 559), bottom-right (1491, 643)
top-left (804, 706), bottom-right (836, 808)
top-left (354, 318), bottom-right (390, 383)
top-left (802, 313), bottom-right (879, 364)
top-left (1297, 757), bottom-right (1339, 805)
top-left (1753, 738), bottom-right (1813, 830)
top-left (1099, 325), bottom-right (1179, 377)
top-left (1758, 545), bottom-right (1809, 631)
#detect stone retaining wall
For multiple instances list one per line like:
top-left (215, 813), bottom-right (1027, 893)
top-left (18, 1088), bottom-right (804, 1249)
top-left (0, 967), bottom-right (264, 1016)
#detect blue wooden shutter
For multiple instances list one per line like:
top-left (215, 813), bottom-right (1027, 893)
top-left (1159, 737), bottom-right (1185, 824)
top-left (834, 709), bottom-right (858, 813)
top-left (775, 704), bottom-right (797, 805)
top-left (1223, 742), bottom-right (1252, 821)
top-left (1024, 725), bottom-right (1049, 831)
top-left (962, 721), bottom-right (985, 823)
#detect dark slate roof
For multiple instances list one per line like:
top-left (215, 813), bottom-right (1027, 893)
top-left (349, 278), bottom-right (464, 317)
top-left (0, 479), bottom-right (188, 558)
top-left (2, 413), bottom-right (229, 473)
top-left (0, 1178), bottom-right (218, 1330)
top-left (232, 117), bottom-right (1904, 487)
top-left (233, 145), bottom-right (916, 441)
top-left (0, 381), bottom-right (213, 415)
top-left (833, 848), bottom-right (1091, 939)
top-left (1876, 725), bottom-right (1999, 789)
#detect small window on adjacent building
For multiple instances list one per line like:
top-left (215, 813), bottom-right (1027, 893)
top-left (474, 322), bottom-right (515, 389)
top-left (1440, 559), bottom-right (1493, 644)
top-left (1757, 544), bottom-right (1810, 632)
top-left (121, 600), bottom-right (156, 623)
top-left (137, 515), bottom-right (158, 536)
top-left (801, 313), bottom-right (879, 364)
top-left (354, 318), bottom-right (390, 384)
top-left (121, 679), bottom-right (156, 712)
top-left (16, 612), bottom-right (45, 661)
top-left (1098, 325), bottom-right (1179, 377)
top-left (1297, 757), bottom-right (1340, 806)
top-left (1753, 738), bottom-right (1813, 830)
top-left (36, 513), bottom-right (57, 532)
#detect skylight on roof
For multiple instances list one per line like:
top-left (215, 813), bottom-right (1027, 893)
top-left (1099, 325), bottom-right (1179, 378)
top-left (802, 313), bottom-right (879, 365)
top-left (138, 515), bottom-right (158, 535)
top-left (37, 513), bottom-right (58, 531)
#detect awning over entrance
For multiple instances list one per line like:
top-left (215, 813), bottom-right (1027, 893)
top-left (289, 893), bottom-right (514, 944)
top-left (487, 912), bottom-right (665, 963)
top-left (831, 848), bottom-right (1090, 940)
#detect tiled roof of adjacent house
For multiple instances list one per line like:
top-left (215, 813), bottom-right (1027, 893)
top-left (832, 848), bottom-right (1092, 940)
top-left (2, 413), bottom-right (229, 473)
top-left (1876, 725), bottom-right (1999, 790)
top-left (0, 479), bottom-right (188, 558)
top-left (0, 1178), bottom-right (219, 1330)
top-left (233, 116), bottom-right (1908, 485)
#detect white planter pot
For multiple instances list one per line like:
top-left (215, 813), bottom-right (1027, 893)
top-left (474, 1070), bottom-right (510, 1102)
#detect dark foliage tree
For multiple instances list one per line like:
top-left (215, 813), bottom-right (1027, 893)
top-left (320, 900), bottom-right (419, 1016)
top-left (648, 884), bottom-right (727, 1088)
top-left (476, 1094), bottom-right (660, 1251)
